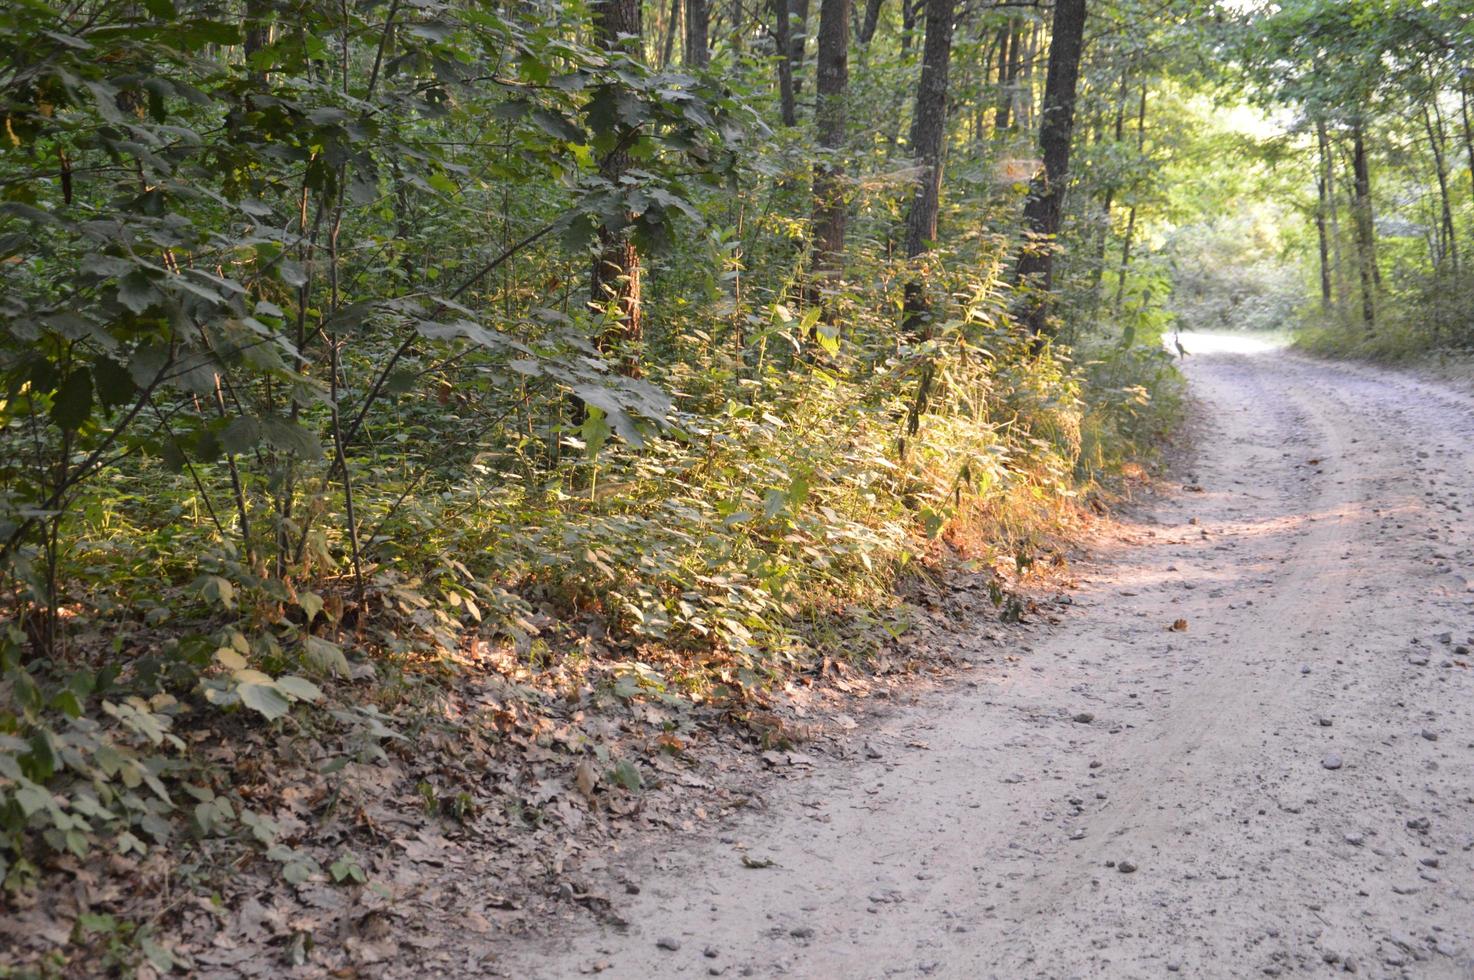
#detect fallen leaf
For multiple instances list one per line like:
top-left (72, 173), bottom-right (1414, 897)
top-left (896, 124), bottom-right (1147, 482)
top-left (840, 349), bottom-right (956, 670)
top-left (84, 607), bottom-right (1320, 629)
top-left (574, 761), bottom-right (597, 799)
top-left (1169, 618), bottom-right (1188, 632)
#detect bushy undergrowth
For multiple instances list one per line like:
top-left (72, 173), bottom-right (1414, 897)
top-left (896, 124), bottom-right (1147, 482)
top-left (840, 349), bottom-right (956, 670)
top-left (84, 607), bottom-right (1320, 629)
top-left (0, 0), bottom-right (1183, 903)
top-left (1295, 268), bottom-right (1474, 361)
top-left (0, 251), bottom-right (1181, 894)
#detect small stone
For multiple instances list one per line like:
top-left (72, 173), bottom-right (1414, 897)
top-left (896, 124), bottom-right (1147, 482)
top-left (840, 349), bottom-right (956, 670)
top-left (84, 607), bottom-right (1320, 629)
top-left (1344, 832), bottom-right (1364, 846)
top-left (790, 926), bottom-right (815, 940)
top-left (1089, 760), bottom-right (1103, 769)
top-left (1421, 729), bottom-right (1438, 741)
top-left (1167, 961), bottom-right (1182, 972)
top-left (704, 947), bottom-right (720, 959)
top-left (1420, 857), bottom-right (1439, 868)
top-left (657, 937), bottom-right (682, 952)
top-left (1322, 753), bottom-right (1343, 770)
top-left (1318, 717), bottom-right (1333, 727)
top-left (1073, 712), bottom-right (1096, 724)
top-left (1409, 654), bottom-right (1430, 667)
top-left (1118, 860), bottom-right (1138, 874)
top-left (1300, 665), bottom-right (1312, 675)
top-left (1407, 816), bottom-right (1431, 833)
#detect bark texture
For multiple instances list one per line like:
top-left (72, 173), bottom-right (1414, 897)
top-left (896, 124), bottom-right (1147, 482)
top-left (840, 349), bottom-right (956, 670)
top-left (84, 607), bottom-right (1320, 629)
top-left (1350, 121), bottom-right (1378, 333)
top-left (685, 0), bottom-right (710, 67)
top-left (1014, 0), bottom-right (1087, 338)
top-left (590, 0), bottom-right (644, 367)
top-left (809, 0), bottom-right (850, 280)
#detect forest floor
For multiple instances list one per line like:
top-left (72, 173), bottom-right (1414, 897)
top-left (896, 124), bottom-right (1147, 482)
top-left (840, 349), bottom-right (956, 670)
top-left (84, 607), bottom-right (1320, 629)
top-left (490, 331), bottom-right (1474, 979)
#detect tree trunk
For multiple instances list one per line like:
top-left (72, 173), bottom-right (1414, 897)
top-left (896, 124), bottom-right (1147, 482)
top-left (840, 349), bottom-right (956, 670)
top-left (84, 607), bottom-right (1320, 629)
top-left (788, 0), bottom-right (809, 97)
top-left (772, 0), bottom-right (797, 125)
top-left (993, 20), bottom-right (1015, 133)
top-left (859, 0), bottom-right (884, 44)
top-left (1315, 175), bottom-right (1332, 311)
top-left (590, 0), bottom-right (644, 368)
top-left (685, 0), bottom-right (710, 67)
top-left (243, 0), bottom-right (275, 84)
top-left (900, 0), bottom-right (955, 334)
top-left (1461, 82), bottom-right (1474, 206)
top-left (1018, 20), bottom-right (1038, 131)
top-left (809, 0), bottom-right (850, 292)
top-left (1089, 65), bottom-right (1129, 307)
top-left (1013, 0), bottom-right (1086, 339)
top-left (661, 0), bottom-right (681, 66)
top-left (1348, 122), bottom-right (1378, 333)
top-left (1316, 122), bottom-right (1347, 316)
top-left (1424, 96), bottom-right (1457, 272)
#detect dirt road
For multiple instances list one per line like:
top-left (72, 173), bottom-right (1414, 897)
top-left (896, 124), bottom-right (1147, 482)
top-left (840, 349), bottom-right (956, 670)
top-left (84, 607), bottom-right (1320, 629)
top-left (508, 334), bottom-right (1474, 979)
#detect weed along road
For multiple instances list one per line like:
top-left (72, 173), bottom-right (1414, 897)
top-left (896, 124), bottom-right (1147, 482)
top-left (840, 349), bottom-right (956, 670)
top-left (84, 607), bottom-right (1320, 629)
top-left (506, 334), bottom-right (1474, 979)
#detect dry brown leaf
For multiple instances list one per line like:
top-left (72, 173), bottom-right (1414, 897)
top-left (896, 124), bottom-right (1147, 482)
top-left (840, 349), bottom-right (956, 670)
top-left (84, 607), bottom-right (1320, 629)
top-left (574, 761), bottom-right (597, 799)
top-left (1169, 618), bottom-right (1188, 632)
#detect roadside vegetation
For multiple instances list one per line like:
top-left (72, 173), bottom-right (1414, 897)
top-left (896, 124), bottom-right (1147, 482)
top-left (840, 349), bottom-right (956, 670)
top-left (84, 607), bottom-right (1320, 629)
top-left (29, 0), bottom-right (1467, 971)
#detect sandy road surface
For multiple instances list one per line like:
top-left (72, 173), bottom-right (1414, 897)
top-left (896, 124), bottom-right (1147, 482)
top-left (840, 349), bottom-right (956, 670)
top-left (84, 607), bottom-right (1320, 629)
top-left (507, 334), bottom-right (1474, 979)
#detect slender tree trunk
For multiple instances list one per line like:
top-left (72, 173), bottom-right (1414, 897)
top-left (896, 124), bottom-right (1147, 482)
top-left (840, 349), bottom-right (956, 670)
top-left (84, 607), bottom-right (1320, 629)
top-left (809, 0), bottom-right (850, 293)
top-left (1316, 121), bottom-right (1347, 316)
top-left (897, 0), bottom-right (955, 447)
top-left (788, 0), bottom-right (810, 97)
top-left (859, 0), bottom-right (884, 44)
top-left (243, 0), bottom-right (275, 84)
top-left (1461, 82), bottom-right (1474, 206)
top-left (685, 0), bottom-right (710, 67)
top-left (1012, 0), bottom-right (1087, 338)
top-left (1350, 121), bottom-right (1378, 333)
top-left (772, 0), bottom-right (797, 125)
top-left (1089, 65), bottom-right (1129, 307)
top-left (590, 0), bottom-right (644, 368)
top-left (993, 19), bottom-right (1016, 133)
top-left (1018, 20), bottom-right (1038, 131)
top-left (1110, 81), bottom-right (1147, 312)
top-left (661, 0), bottom-right (681, 66)
top-left (1424, 95), bottom-right (1458, 272)
top-left (1315, 176), bottom-right (1332, 311)
top-left (900, 0), bottom-right (955, 334)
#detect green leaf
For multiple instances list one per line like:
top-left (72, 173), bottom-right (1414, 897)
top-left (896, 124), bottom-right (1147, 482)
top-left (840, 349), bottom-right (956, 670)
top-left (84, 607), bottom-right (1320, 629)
top-left (221, 417), bottom-right (262, 454)
top-left (259, 417), bottom-right (322, 458)
top-left (302, 636), bottom-right (350, 677)
top-left (609, 759), bottom-right (643, 791)
top-left (116, 272), bottom-right (158, 314)
top-left (50, 370), bottom-right (93, 432)
top-left (91, 357), bottom-right (136, 409)
top-left (237, 682), bottom-right (290, 721)
top-left (274, 675), bottom-right (322, 703)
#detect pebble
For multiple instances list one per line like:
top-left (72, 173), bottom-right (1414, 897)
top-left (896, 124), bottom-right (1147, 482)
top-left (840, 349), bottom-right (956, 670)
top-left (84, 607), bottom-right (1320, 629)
top-left (1420, 729), bottom-right (1438, 741)
top-left (1409, 653), bottom-right (1430, 667)
top-left (1117, 860), bottom-right (1138, 874)
top-left (1073, 712), bottom-right (1095, 724)
top-left (704, 946), bottom-right (720, 958)
top-left (657, 937), bottom-right (682, 951)
top-left (1322, 753), bottom-right (1343, 770)
top-left (1300, 665), bottom-right (1312, 675)
top-left (790, 926), bottom-right (815, 939)
top-left (1318, 717), bottom-right (1333, 727)
top-left (1344, 832), bottom-right (1365, 846)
